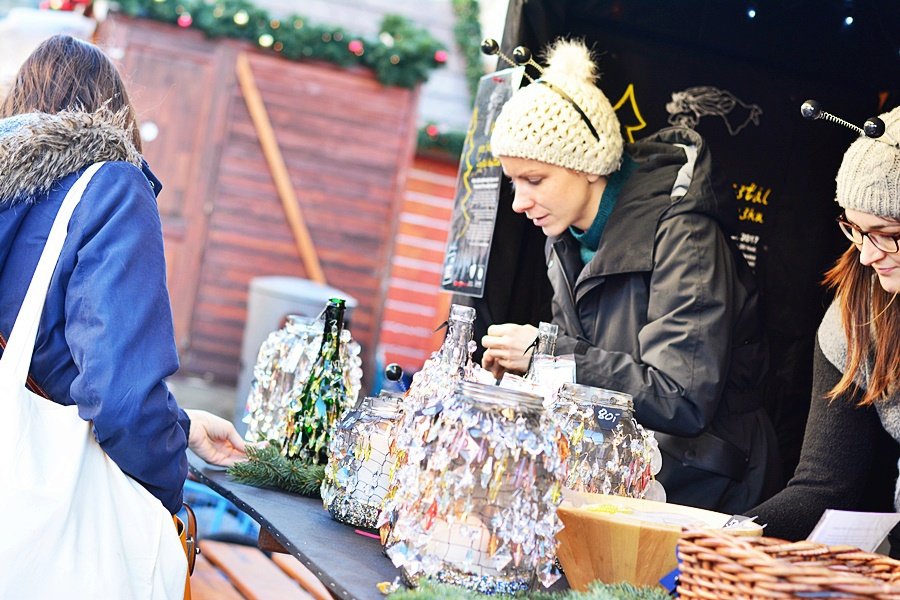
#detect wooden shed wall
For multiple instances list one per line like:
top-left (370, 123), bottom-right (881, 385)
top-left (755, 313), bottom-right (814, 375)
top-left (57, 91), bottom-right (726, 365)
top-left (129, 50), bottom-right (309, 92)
top-left (379, 156), bottom-right (457, 371)
top-left (97, 16), bottom-right (419, 385)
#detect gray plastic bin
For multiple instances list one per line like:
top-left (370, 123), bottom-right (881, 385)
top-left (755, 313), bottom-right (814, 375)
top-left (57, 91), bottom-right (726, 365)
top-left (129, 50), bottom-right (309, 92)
top-left (233, 276), bottom-right (357, 432)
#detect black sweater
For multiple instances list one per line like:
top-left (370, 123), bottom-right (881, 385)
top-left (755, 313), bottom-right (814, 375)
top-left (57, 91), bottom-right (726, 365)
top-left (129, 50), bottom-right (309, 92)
top-left (751, 340), bottom-right (899, 546)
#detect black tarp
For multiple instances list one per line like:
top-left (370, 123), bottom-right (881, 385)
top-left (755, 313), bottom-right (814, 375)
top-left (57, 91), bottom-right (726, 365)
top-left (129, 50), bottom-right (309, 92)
top-left (456, 0), bottom-right (900, 480)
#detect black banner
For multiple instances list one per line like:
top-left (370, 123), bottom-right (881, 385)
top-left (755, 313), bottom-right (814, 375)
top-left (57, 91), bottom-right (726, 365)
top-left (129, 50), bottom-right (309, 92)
top-left (442, 67), bottom-right (524, 297)
top-left (464, 0), bottom-right (897, 480)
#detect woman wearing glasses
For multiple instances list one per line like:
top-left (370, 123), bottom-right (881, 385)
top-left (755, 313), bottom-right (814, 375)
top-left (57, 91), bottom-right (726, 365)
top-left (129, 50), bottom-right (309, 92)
top-left (752, 105), bottom-right (900, 552)
top-left (479, 39), bottom-right (780, 514)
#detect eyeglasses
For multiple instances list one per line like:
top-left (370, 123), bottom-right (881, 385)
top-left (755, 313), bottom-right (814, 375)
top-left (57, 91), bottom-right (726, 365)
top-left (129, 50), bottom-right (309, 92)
top-left (836, 213), bottom-right (900, 254)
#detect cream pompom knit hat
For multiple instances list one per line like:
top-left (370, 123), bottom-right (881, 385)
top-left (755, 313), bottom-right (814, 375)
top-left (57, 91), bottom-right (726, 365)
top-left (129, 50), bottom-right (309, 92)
top-left (490, 38), bottom-right (623, 176)
top-left (835, 105), bottom-right (900, 219)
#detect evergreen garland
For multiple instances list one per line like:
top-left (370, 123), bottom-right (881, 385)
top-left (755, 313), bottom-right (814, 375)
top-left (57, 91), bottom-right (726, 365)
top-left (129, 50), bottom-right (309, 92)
top-left (417, 126), bottom-right (466, 160)
top-left (389, 581), bottom-right (672, 600)
top-left (451, 0), bottom-right (485, 101)
top-left (114, 0), bottom-right (447, 88)
top-left (228, 441), bottom-right (325, 497)
top-left (415, 0), bottom-right (483, 160)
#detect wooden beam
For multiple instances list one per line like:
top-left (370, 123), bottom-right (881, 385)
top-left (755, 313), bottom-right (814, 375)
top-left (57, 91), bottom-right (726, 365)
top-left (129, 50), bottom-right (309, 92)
top-left (200, 540), bottom-right (314, 600)
top-left (188, 553), bottom-right (244, 600)
top-left (271, 554), bottom-right (335, 600)
top-left (235, 52), bottom-right (327, 284)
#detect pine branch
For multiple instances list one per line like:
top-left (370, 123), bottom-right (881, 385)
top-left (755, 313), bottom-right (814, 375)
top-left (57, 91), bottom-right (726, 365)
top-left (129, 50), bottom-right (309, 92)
top-left (228, 441), bottom-right (325, 497)
top-left (388, 581), bottom-right (671, 600)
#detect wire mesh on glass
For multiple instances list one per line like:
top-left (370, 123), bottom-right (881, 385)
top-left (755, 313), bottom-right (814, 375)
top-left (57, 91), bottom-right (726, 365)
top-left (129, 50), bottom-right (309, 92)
top-left (551, 383), bottom-right (663, 500)
top-left (322, 394), bottom-right (402, 529)
top-left (382, 381), bottom-right (567, 594)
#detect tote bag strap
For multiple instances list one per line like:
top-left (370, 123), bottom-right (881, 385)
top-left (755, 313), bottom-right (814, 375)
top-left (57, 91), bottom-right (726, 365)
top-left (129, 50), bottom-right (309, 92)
top-left (0, 162), bottom-right (105, 387)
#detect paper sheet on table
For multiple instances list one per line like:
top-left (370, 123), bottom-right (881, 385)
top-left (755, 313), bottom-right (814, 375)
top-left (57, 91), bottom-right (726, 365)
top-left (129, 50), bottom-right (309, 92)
top-left (806, 509), bottom-right (900, 552)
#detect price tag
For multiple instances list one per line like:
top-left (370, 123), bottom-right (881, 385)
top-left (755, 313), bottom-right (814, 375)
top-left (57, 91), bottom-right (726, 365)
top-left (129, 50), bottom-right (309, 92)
top-left (722, 514), bottom-right (755, 529)
top-left (531, 356), bottom-right (576, 405)
top-left (593, 405), bottom-right (623, 430)
top-left (808, 509), bottom-right (900, 552)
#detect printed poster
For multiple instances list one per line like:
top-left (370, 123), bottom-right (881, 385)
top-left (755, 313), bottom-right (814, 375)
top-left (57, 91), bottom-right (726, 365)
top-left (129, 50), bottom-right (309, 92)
top-left (441, 67), bottom-right (524, 297)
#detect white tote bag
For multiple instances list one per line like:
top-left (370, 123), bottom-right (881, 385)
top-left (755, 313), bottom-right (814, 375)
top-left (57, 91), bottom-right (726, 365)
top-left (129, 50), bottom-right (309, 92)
top-left (0, 163), bottom-right (187, 599)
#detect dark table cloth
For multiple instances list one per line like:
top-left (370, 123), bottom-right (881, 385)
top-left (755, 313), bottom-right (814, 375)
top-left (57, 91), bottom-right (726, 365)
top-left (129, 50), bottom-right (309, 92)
top-left (188, 453), bottom-right (570, 599)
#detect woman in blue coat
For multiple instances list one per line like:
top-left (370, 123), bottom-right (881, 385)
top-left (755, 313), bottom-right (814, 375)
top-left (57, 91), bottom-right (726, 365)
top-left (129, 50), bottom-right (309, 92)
top-left (0, 34), bottom-right (245, 514)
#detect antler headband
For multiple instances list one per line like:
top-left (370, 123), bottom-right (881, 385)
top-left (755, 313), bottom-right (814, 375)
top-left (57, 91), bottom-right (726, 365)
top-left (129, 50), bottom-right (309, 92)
top-left (480, 38), bottom-right (601, 142)
top-left (801, 99), bottom-right (899, 148)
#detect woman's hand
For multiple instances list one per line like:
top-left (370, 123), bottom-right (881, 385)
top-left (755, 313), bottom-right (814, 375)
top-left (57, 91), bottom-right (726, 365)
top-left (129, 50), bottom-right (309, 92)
top-left (184, 409), bottom-right (247, 467)
top-left (481, 323), bottom-right (538, 379)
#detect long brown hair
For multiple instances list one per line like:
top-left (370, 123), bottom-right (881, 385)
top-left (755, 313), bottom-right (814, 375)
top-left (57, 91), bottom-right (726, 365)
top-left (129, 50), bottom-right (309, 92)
top-left (823, 246), bottom-right (900, 405)
top-left (0, 34), bottom-right (141, 151)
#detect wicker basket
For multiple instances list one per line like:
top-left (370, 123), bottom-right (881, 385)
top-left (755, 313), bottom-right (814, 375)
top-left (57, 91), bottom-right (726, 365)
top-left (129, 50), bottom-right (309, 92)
top-left (677, 529), bottom-right (900, 599)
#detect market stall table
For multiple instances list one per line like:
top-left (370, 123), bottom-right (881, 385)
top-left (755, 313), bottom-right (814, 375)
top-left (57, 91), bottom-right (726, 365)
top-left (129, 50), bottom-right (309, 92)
top-left (188, 453), bottom-right (571, 599)
top-left (188, 453), bottom-right (399, 600)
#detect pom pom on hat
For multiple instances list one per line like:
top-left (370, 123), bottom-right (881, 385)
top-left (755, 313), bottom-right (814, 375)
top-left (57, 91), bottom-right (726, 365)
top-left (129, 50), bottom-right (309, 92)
top-left (490, 38), bottom-right (623, 176)
top-left (835, 105), bottom-right (900, 219)
top-left (543, 38), bottom-right (598, 81)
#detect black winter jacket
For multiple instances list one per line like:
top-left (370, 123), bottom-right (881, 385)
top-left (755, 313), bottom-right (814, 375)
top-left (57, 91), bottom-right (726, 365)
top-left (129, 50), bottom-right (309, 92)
top-left (549, 127), bottom-right (781, 513)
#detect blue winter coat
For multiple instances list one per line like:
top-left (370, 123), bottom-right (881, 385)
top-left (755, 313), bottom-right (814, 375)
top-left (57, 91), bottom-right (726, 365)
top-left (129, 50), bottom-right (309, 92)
top-left (0, 110), bottom-right (190, 513)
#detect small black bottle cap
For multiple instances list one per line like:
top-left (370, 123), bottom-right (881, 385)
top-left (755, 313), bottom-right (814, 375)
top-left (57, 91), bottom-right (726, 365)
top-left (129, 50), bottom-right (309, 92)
top-left (385, 363), bottom-right (403, 382)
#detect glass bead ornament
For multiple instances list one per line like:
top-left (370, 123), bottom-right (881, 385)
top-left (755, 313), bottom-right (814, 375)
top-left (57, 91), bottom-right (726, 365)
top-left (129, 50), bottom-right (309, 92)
top-left (321, 393), bottom-right (402, 529)
top-left (384, 304), bottom-right (478, 487)
top-left (551, 383), bottom-right (662, 498)
top-left (381, 305), bottom-right (478, 546)
top-left (243, 309), bottom-right (362, 446)
top-left (243, 315), bottom-right (318, 443)
top-left (382, 381), bottom-right (568, 594)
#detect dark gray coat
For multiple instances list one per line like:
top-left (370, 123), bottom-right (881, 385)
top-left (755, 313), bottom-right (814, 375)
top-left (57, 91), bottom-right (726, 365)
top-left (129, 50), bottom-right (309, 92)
top-left (548, 127), bottom-right (780, 513)
top-left (752, 301), bottom-right (900, 552)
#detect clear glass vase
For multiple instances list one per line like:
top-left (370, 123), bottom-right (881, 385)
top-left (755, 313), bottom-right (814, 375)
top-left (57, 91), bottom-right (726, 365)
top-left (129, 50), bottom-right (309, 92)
top-left (552, 382), bottom-right (661, 498)
top-left (383, 381), bottom-right (567, 593)
top-left (322, 394), bottom-right (402, 529)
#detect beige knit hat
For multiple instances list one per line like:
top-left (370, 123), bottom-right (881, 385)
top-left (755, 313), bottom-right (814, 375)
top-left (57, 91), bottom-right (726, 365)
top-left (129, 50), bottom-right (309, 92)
top-left (835, 105), bottom-right (900, 219)
top-left (490, 38), bottom-right (623, 176)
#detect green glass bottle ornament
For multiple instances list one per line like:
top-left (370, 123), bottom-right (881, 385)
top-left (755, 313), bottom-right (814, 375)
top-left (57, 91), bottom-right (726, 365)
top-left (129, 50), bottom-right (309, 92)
top-left (283, 298), bottom-right (348, 463)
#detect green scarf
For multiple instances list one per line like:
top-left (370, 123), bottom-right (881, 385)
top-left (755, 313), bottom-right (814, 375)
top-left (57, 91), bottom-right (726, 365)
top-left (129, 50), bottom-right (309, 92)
top-left (570, 155), bottom-right (635, 265)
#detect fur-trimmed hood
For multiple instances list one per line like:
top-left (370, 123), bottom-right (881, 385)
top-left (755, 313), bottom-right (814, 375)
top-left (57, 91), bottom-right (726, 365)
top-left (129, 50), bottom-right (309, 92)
top-left (0, 108), bottom-right (142, 203)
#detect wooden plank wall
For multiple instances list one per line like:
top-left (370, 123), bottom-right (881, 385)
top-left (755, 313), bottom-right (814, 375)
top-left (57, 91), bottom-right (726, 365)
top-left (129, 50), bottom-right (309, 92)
top-left (98, 16), bottom-right (420, 385)
top-left (378, 156), bottom-right (458, 373)
top-left (187, 52), bottom-right (419, 384)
